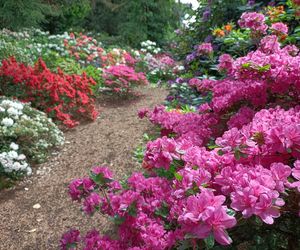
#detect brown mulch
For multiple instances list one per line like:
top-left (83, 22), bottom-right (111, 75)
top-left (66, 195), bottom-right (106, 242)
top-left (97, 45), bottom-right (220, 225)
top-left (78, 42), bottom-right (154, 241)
top-left (0, 86), bottom-right (167, 250)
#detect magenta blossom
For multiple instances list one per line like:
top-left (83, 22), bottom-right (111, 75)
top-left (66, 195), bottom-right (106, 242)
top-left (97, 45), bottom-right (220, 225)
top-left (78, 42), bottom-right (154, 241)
top-left (197, 42), bottom-right (213, 55)
top-left (91, 166), bottom-right (113, 179)
top-left (238, 12), bottom-right (268, 33)
top-left (178, 189), bottom-right (236, 245)
top-left (83, 192), bottom-right (101, 215)
top-left (143, 136), bottom-right (180, 170)
top-left (271, 22), bottom-right (288, 34)
top-left (60, 229), bottom-right (80, 250)
top-left (69, 177), bottom-right (95, 201)
top-left (137, 108), bottom-right (149, 119)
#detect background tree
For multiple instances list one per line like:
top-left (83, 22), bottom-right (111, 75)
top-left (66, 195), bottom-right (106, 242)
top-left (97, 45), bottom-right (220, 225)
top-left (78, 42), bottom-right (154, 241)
top-left (42, 0), bottom-right (92, 33)
top-left (0, 0), bottom-right (54, 30)
top-left (86, 0), bottom-right (183, 47)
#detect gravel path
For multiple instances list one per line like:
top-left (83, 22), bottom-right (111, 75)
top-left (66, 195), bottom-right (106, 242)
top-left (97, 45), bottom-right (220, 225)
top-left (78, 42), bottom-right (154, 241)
top-left (0, 86), bottom-right (167, 250)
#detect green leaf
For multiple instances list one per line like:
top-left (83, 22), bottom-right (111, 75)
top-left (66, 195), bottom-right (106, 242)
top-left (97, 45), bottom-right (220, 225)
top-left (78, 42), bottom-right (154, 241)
top-left (294, 26), bottom-right (300, 33)
top-left (174, 172), bottom-right (183, 181)
top-left (204, 234), bottom-right (215, 249)
top-left (128, 202), bottom-right (137, 217)
top-left (90, 172), bottom-right (113, 186)
top-left (242, 62), bottom-right (251, 69)
top-left (155, 203), bottom-right (169, 219)
top-left (208, 144), bottom-right (219, 149)
top-left (112, 215), bottom-right (125, 225)
top-left (217, 149), bottom-right (224, 156)
top-left (258, 64), bottom-right (271, 72)
top-left (227, 208), bottom-right (236, 217)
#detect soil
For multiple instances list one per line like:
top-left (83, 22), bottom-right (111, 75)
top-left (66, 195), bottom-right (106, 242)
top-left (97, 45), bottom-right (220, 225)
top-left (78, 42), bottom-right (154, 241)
top-left (0, 86), bottom-right (167, 250)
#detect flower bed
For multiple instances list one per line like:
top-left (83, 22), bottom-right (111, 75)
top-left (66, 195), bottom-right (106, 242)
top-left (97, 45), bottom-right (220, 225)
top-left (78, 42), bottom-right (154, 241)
top-left (0, 57), bottom-right (98, 128)
top-left (62, 8), bottom-right (300, 250)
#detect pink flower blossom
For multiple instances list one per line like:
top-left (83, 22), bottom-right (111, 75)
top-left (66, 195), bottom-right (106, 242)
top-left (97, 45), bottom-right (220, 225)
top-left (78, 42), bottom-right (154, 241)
top-left (271, 22), bottom-right (288, 34)
top-left (83, 192), bottom-right (101, 215)
top-left (197, 43), bottom-right (213, 55)
top-left (60, 229), bottom-right (80, 250)
top-left (238, 12), bottom-right (268, 33)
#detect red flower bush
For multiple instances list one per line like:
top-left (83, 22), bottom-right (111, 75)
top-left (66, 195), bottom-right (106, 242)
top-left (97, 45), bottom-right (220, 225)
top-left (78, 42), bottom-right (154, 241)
top-left (103, 65), bottom-right (148, 94)
top-left (0, 57), bottom-right (98, 128)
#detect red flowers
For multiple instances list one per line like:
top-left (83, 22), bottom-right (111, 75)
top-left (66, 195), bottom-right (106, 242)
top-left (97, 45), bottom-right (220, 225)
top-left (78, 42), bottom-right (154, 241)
top-left (0, 57), bottom-right (98, 127)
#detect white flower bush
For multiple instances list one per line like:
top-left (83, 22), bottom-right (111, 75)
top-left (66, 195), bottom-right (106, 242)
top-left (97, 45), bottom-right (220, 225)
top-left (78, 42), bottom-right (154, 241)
top-left (0, 143), bottom-right (31, 176)
top-left (0, 40), bottom-right (33, 65)
top-left (140, 40), bottom-right (161, 54)
top-left (0, 98), bottom-right (64, 179)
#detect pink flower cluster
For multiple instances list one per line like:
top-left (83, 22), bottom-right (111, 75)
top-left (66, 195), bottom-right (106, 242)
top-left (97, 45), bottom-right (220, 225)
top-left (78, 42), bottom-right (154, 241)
top-left (193, 37), bottom-right (300, 113)
top-left (216, 107), bottom-right (300, 164)
top-left (216, 163), bottom-right (288, 224)
top-left (63, 105), bottom-right (300, 248)
top-left (197, 42), bottom-right (213, 55)
top-left (227, 107), bottom-right (255, 129)
top-left (143, 136), bottom-right (180, 170)
top-left (178, 189), bottom-right (236, 245)
top-left (271, 22), bottom-right (289, 35)
top-left (156, 54), bottom-right (176, 66)
top-left (238, 12), bottom-right (268, 33)
top-left (103, 65), bottom-right (148, 94)
top-left (63, 11), bottom-right (300, 249)
top-left (146, 105), bottom-right (219, 146)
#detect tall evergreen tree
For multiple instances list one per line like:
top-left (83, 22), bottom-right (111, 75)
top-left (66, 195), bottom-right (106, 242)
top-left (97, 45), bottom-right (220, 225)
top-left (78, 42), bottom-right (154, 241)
top-left (86, 0), bottom-right (181, 47)
top-left (0, 0), bottom-right (53, 30)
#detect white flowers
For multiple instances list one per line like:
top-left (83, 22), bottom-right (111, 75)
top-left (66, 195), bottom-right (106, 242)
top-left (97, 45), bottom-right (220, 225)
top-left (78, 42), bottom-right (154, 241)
top-left (0, 98), bottom-right (64, 178)
top-left (182, 14), bottom-right (197, 28)
top-left (1, 117), bottom-right (14, 127)
top-left (0, 146), bottom-right (31, 175)
top-left (7, 107), bottom-right (20, 116)
top-left (0, 99), bottom-right (25, 127)
top-left (10, 142), bottom-right (19, 151)
top-left (140, 40), bottom-right (162, 54)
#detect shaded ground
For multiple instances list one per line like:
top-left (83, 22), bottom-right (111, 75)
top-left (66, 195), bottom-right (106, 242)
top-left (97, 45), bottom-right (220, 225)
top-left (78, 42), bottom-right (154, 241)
top-left (0, 86), bottom-right (167, 250)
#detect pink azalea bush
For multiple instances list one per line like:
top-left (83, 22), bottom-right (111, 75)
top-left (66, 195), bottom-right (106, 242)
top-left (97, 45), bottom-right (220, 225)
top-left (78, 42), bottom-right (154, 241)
top-left (62, 11), bottom-right (300, 250)
top-left (102, 65), bottom-right (148, 94)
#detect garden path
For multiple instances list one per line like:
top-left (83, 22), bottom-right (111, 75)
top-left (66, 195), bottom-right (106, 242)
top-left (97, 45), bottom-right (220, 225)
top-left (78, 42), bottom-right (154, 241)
top-left (0, 86), bottom-right (167, 250)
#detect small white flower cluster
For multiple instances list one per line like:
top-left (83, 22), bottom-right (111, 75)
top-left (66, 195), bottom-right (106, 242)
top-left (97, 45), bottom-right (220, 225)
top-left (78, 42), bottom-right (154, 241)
top-left (0, 143), bottom-right (31, 175)
top-left (0, 99), bottom-right (24, 127)
top-left (0, 28), bottom-right (30, 40)
top-left (0, 40), bottom-right (33, 65)
top-left (32, 29), bottom-right (50, 36)
top-left (0, 98), bottom-right (64, 177)
top-left (27, 42), bottom-right (68, 58)
top-left (140, 40), bottom-right (161, 54)
top-left (174, 65), bottom-right (185, 72)
top-left (48, 32), bottom-right (70, 40)
top-left (182, 14), bottom-right (196, 29)
top-left (132, 50), bottom-right (141, 58)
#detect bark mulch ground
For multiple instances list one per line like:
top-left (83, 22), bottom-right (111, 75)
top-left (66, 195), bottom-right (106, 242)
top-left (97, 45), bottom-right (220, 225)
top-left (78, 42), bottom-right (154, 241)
top-left (0, 86), bottom-right (167, 250)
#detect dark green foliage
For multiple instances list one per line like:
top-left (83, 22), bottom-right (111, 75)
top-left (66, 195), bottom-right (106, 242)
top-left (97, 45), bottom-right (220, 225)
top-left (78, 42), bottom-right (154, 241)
top-left (0, 0), bottom-right (53, 30)
top-left (0, 0), bottom-right (185, 47)
top-left (223, 213), bottom-right (300, 250)
top-left (43, 0), bottom-right (92, 33)
top-left (0, 0), bottom-right (91, 33)
top-left (165, 81), bottom-right (213, 109)
top-left (85, 0), bottom-right (183, 47)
